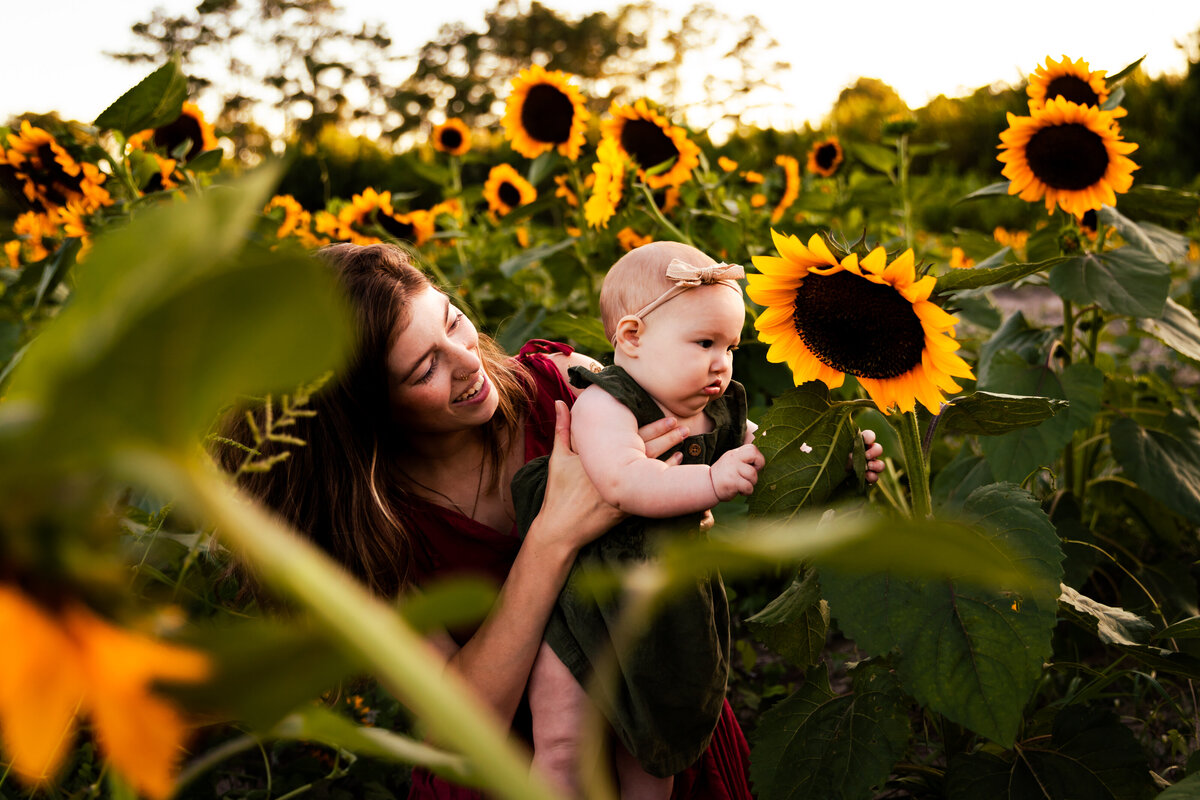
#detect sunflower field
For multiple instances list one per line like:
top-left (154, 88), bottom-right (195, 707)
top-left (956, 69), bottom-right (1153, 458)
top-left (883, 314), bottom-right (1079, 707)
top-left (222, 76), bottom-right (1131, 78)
top-left (1, 44), bottom-right (1200, 800)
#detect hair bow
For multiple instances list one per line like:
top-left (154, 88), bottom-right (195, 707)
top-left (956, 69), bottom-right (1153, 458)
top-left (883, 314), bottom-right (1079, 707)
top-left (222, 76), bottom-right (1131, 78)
top-left (665, 258), bottom-right (746, 287)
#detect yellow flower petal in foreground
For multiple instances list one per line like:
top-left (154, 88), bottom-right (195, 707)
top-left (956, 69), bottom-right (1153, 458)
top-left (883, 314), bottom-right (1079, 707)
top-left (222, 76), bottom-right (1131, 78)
top-left (0, 584), bottom-right (209, 799)
top-left (749, 230), bottom-right (974, 415)
top-left (997, 96), bottom-right (1138, 217)
top-left (502, 65), bottom-right (589, 161)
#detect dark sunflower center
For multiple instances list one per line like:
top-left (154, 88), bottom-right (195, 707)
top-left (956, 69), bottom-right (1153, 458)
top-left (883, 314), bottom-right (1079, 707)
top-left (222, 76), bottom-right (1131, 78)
top-left (520, 84), bottom-right (575, 144)
top-left (378, 212), bottom-right (415, 240)
top-left (1024, 123), bottom-right (1109, 190)
top-left (153, 114), bottom-right (204, 161)
top-left (619, 119), bottom-right (679, 169)
top-left (498, 181), bottom-right (522, 208)
top-left (32, 143), bottom-right (80, 204)
top-left (792, 271), bottom-right (925, 378)
top-left (439, 127), bottom-right (464, 149)
top-left (1044, 75), bottom-right (1100, 106)
top-left (816, 143), bottom-right (839, 170)
top-left (1080, 209), bottom-right (1097, 232)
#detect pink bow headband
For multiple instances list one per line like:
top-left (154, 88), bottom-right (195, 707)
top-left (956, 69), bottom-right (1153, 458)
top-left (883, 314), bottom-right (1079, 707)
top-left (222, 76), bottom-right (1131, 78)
top-left (628, 258), bottom-right (746, 321)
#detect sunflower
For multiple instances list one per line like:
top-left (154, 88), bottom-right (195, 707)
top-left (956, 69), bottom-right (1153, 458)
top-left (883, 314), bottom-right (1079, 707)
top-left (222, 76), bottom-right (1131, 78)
top-left (948, 247), bottom-right (974, 269)
top-left (617, 227), bottom-right (653, 251)
top-left (128, 102), bottom-right (218, 162)
top-left (484, 164), bottom-right (537, 218)
top-left (11, 210), bottom-right (60, 262)
top-left (806, 137), bottom-right (844, 177)
top-left (430, 197), bottom-right (463, 220)
top-left (584, 137), bottom-right (625, 229)
top-left (143, 154), bottom-right (180, 193)
top-left (380, 208), bottom-right (435, 247)
top-left (1027, 55), bottom-right (1121, 116)
top-left (0, 121), bottom-right (112, 213)
top-left (432, 118), bottom-right (471, 156)
top-left (502, 65), bottom-right (589, 161)
top-left (554, 174), bottom-right (579, 207)
top-left (601, 99), bottom-right (700, 188)
top-left (4, 240), bottom-right (19, 269)
top-left (55, 201), bottom-right (93, 261)
top-left (334, 187), bottom-right (389, 246)
top-left (654, 186), bottom-right (680, 215)
top-left (748, 230), bottom-right (974, 415)
top-left (718, 156), bottom-right (738, 172)
top-left (771, 155), bottom-right (800, 224)
top-left (998, 96), bottom-right (1138, 217)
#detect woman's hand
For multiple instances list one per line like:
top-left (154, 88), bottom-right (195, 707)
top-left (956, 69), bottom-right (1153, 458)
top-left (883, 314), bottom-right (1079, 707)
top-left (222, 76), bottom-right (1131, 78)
top-left (531, 401), bottom-right (626, 554)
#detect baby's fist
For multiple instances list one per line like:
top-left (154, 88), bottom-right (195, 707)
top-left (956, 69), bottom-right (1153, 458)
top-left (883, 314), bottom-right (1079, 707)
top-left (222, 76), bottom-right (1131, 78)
top-left (710, 444), bottom-right (766, 501)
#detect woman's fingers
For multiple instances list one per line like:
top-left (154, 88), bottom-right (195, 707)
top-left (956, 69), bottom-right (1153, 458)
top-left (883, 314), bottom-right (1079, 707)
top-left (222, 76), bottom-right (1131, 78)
top-left (640, 416), bottom-right (690, 459)
top-left (552, 400), bottom-right (574, 456)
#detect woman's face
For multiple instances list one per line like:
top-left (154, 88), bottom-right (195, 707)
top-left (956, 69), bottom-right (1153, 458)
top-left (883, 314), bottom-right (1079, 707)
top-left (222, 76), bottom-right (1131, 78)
top-left (386, 286), bottom-right (500, 435)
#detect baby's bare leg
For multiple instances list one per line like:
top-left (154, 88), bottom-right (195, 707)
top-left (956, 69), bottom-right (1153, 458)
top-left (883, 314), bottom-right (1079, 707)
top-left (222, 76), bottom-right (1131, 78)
top-left (529, 641), bottom-right (590, 797)
top-left (614, 742), bottom-right (673, 800)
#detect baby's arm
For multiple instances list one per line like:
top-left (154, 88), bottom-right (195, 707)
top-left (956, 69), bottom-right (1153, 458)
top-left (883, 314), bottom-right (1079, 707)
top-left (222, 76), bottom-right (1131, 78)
top-left (571, 386), bottom-right (763, 517)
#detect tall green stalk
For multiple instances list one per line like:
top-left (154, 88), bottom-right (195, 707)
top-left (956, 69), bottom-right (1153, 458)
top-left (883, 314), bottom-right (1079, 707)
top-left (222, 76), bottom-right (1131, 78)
top-left (898, 132), bottom-right (914, 251)
top-left (897, 410), bottom-right (932, 519)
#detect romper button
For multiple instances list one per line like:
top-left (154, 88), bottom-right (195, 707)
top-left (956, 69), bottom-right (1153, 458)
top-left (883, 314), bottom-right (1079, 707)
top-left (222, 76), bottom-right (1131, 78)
top-left (688, 443), bottom-right (702, 457)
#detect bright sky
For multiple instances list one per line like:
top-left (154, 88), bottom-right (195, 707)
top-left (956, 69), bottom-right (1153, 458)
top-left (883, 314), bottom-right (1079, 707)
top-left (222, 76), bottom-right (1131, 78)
top-left (5, 0), bottom-right (1199, 134)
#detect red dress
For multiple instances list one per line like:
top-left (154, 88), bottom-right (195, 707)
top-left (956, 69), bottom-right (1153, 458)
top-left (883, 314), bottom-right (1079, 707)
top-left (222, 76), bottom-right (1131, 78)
top-left (406, 340), bottom-right (753, 800)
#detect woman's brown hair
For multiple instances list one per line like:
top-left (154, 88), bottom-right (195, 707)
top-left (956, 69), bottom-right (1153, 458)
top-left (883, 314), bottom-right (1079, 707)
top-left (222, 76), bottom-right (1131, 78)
top-left (216, 243), bottom-right (532, 596)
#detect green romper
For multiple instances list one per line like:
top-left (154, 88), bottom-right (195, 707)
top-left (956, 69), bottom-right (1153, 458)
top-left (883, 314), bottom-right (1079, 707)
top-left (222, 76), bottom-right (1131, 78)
top-left (512, 365), bottom-right (745, 777)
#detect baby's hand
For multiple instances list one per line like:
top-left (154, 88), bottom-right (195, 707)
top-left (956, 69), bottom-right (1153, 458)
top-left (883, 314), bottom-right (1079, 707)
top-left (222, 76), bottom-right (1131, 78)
top-left (710, 444), bottom-right (766, 501)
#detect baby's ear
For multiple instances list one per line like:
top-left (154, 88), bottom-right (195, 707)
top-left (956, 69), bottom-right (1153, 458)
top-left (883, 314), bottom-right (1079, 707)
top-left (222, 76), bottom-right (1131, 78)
top-left (613, 315), bottom-right (644, 357)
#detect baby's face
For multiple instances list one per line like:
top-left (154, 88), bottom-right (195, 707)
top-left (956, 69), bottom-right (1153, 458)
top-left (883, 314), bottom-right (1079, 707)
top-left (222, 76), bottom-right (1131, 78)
top-left (623, 283), bottom-right (745, 420)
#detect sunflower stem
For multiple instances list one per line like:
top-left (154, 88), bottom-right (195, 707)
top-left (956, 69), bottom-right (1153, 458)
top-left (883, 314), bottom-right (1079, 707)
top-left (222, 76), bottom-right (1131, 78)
top-left (898, 410), bottom-right (932, 519)
top-left (898, 132), bottom-right (914, 251)
top-left (638, 182), bottom-right (693, 246)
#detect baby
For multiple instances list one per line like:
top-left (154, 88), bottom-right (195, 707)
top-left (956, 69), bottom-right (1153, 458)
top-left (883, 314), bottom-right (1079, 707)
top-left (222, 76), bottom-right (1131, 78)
top-left (512, 240), bottom-right (764, 799)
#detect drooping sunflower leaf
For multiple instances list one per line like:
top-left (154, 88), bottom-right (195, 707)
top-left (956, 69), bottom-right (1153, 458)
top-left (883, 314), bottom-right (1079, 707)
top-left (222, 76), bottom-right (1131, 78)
top-left (184, 148), bottom-right (224, 173)
top-left (750, 663), bottom-right (911, 800)
top-left (956, 181), bottom-right (1012, 203)
top-left (945, 706), bottom-right (1155, 800)
top-left (0, 165), bottom-right (353, 464)
top-left (936, 391), bottom-right (1068, 436)
top-left (846, 141), bottom-right (898, 176)
top-left (976, 312), bottom-right (1054, 387)
top-left (935, 257), bottom-right (1066, 293)
top-left (821, 483), bottom-right (1064, 746)
top-left (1117, 184), bottom-right (1200, 222)
top-left (94, 58), bottom-right (189, 135)
top-left (931, 451), bottom-right (994, 511)
top-left (1098, 206), bottom-right (1190, 264)
top-left (745, 566), bottom-right (829, 669)
top-left (747, 383), bottom-right (861, 518)
top-left (1049, 247), bottom-right (1170, 319)
top-left (1110, 413), bottom-right (1200, 524)
top-left (1058, 584), bottom-right (1154, 646)
top-left (978, 353), bottom-right (1103, 484)
top-left (1139, 298), bottom-right (1200, 363)
top-left (538, 311), bottom-right (613, 354)
top-left (1155, 616), bottom-right (1200, 641)
top-left (1108, 55), bottom-right (1147, 84)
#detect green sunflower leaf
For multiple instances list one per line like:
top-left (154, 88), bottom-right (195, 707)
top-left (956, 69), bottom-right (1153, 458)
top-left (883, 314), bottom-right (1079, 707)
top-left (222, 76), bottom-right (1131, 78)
top-left (745, 566), bottom-right (829, 669)
top-left (1102, 84), bottom-right (1126, 111)
top-left (846, 141), bottom-right (897, 176)
top-left (0, 165), bottom-right (352, 465)
top-left (747, 382), bottom-right (862, 517)
top-left (94, 57), bottom-right (189, 135)
top-left (1157, 773), bottom-right (1200, 798)
top-left (750, 663), bottom-right (911, 800)
top-left (935, 257), bottom-right (1066, 293)
top-left (1048, 247), bottom-right (1170, 319)
top-left (1098, 206), bottom-right (1190, 264)
top-left (956, 181), bottom-right (1012, 203)
top-left (1108, 55), bottom-right (1147, 84)
top-left (820, 483), bottom-right (1064, 746)
top-left (1117, 185), bottom-right (1200, 222)
top-left (944, 706), bottom-right (1156, 800)
top-left (936, 391), bottom-right (1068, 436)
top-left (185, 148), bottom-right (224, 173)
top-left (499, 236), bottom-right (577, 277)
top-left (931, 451), bottom-right (994, 510)
top-left (1155, 616), bottom-right (1200, 641)
top-left (538, 311), bottom-right (612, 354)
top-left (1110, 412), bottom-right (1200, 524)
top-left (978, 353), bottom-right (1104, 484)
top-left (1139, 298), bottom-right (1200, 363)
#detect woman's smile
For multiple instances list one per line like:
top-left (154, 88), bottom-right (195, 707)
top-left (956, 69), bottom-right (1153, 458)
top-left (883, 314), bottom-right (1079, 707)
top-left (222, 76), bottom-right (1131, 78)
top-left (453, 372), bottom-right (490, 405)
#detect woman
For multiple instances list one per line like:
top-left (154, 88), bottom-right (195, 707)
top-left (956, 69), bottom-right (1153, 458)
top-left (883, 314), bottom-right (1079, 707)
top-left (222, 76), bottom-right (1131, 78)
top-left (220, 242), bottom-right (757, 798)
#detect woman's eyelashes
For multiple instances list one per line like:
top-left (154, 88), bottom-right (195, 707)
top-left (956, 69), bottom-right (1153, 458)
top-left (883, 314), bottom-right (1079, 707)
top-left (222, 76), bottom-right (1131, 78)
top-left (413, 312), bottom-right (465, 385)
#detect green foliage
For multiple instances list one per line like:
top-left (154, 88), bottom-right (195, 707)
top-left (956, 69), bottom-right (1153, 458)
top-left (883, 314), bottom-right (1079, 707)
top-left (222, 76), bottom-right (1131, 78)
top-left (751, 663), bottom-right (911, 800)
top-left (1049, 248), bottom-right (1172, 318)
top-left (821, 484), bottom-right (1064, 746)
top-left (1110, 413), bottom-right (1200, 524)
top-left (94, 57), bottom-right (188, 135)
top-left (936, 391), bottom-right (1069, 436)
top-left (745, 567), bottom-right (828, 670)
